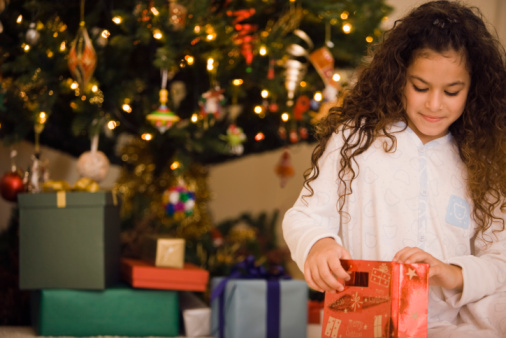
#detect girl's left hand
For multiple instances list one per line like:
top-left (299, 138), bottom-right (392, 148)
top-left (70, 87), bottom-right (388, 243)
top-left (393, 246), bottom-right (463, 291)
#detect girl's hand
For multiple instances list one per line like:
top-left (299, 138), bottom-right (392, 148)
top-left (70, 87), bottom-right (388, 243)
top-left (393, 246), bottom-right (463, 291)
top-left (304, 237), bottom-right (352, 293)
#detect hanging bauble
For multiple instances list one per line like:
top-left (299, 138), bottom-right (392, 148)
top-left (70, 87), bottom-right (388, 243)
top-left (27, 152), bottom-right (49, 193)
top-left (199, 85), bottom-right (226, 119)
top-left (309, 47), bottom-right (337, 87)
top-left (284, 29), bottom-right (313, 106)
top-left (168, 0), bottom-right (187, 30)
top-left (275, 147), bottom-right (295, 188)
top-left (163, 180), bottom-right (196, 219)
top-left (278, 126), bottom-right (287, 140)
top-left (146, 89), bottom-right (180, 133)
top-left (219, 124), bottom-right (246, 156)
top-left (169, 81), bottom-right (187, 110)
top-left (25, 22), bottom-right (40, 45)
top-left (289, 129), bottom-right (298, 143)
top-left (299, 126), bottom-right (309, 140)
top-left (68, 23), bottom-right (97, 88)
top-left (293, 95), bottom-right (310, 120)
top-left (0, 170), bottom-right (25, 202)
top-left (76, 151), bottom-right (109, 182)
top-left (225, 104), bottom-right (243, 123)
top-left (227, 9), bottom-right (257, 69)
top-left (76, 134), bottom-right (110, 182)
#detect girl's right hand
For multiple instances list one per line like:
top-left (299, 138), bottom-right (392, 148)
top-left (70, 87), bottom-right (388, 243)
top-left (304, 237), bottom-right (352, 293)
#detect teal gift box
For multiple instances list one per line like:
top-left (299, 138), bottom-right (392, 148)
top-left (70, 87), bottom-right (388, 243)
top-left (18, 191), bottom-right (121, 290)
top-left (31, 283), bottom-right (180, 337)
top-left (210, 277), bottom-right (308, 338)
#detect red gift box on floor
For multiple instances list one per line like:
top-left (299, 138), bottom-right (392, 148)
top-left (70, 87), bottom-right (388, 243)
top-left (321, 260), bottom-right (428, 338)
top-left (308, 300), bottom-right (324, 324)
top-left (121, 258), bottom-right (209, 292)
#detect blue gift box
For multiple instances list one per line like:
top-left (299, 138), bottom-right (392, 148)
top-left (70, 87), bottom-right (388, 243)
top-left (211, 277), bottom-right (308, 338)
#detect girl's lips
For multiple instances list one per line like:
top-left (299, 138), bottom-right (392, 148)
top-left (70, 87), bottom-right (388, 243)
top-left (421, 114), bottom-right (443, 123)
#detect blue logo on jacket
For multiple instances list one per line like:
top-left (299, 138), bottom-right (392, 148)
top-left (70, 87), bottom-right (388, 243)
top-left (445, 195), bottom-right (470, 229)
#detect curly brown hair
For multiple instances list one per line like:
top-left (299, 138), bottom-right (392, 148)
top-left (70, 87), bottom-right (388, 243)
top-left (304, 0), bottom-right (506, 238)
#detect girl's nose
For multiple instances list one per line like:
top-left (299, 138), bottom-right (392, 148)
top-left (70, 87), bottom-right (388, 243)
top-left (426, 92), bottom-right (443, 112)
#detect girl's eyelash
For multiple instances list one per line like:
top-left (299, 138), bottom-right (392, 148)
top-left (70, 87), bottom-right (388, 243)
top-left (413, 85), bottom-right (459, 97)
top-left (413, 85), bottom-right (427, 92)
top-left (445, 91), bottom-right (459, 97)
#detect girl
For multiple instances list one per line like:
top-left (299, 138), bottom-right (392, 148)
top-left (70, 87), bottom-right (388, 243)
top-left (282, 1), bottom-right (506, 336)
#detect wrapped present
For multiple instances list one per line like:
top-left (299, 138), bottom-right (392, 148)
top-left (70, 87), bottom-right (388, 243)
top-left (321, 259), bottom-right (429, 338)
top-left (141, 234), bottom-right (185, 268)
top-left (308, 300), bottom-right (324, 324)
top-left (121, 258), bottom-right (209, 292)
top-left (31, 283), bottom-right (179, 337)
top-left (180, 291), bottom-right (211, 337)
top-left (211, 256), bottom-right (308, 338)
top-left (18, 191), bottom-right (121, 290)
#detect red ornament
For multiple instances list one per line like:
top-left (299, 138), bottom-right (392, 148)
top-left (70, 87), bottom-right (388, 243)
top-left (227, 9), bottom-right (257, 66)
top-left (68, 24), bottom-right (97, 88)
top-left (0, 171), bottom-right (25, 202)
top-left (293, 95), bottom-right (311, 120)
top-left (289, 129), bottom-right (299, 143)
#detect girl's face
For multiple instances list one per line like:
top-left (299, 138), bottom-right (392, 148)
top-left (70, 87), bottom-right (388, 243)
top-left (403, 48), bottom-right (470, 144)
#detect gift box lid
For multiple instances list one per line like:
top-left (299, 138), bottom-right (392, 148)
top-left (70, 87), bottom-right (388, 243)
top-left (18, 191), bottom-right (119, 208)
top-left (121, 258), bottom-right (209, 292)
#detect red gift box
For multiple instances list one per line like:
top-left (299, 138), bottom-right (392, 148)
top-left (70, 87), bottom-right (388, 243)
top-left (321, 259), bottom-right (428, 338)
top-left (308, 300), bottom-right (324, 324)
top-left (121, 258), bottom-right (209, 292)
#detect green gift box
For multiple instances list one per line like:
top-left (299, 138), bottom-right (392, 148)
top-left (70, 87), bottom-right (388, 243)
top-left (18, 191), bottom-right (121, 290)
top-left (31, 284), bottom-right (180, 337)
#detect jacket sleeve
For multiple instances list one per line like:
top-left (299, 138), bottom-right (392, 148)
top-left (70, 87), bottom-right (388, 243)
top-left (282, 132), bottom-right (345, 273)
top-left (444, 215), bottom-right (506, 307)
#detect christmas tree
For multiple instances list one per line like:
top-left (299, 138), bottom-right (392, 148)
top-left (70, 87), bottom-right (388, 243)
top-left (0, 0), bottom-right (392, 272)
top-left (0, 0), bottom-right (392, 163)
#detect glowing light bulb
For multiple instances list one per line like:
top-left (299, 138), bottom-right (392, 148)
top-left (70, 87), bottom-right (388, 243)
top-left (259, 45), bottom-right (267, 56)
top-left (255, 132), bottom-right (265, 141)
top-left (141, 133), bottom-right (153, 141)
top-left (207, 58), bottom-right (214, 71)
top-left (281, 113), bottom-right (290, 122)
top-left (122, 104), bottom-right (132, 113)
top-left (170, 161), bottom-right (180, 170)
top-left (112, 16), bottom-right (122, 24)
top-left (38, 112), bottom-right (47, 124)
top-left (254, 106), bottom-right (263, 114)
top-left (153, 29), bottom-right (163, 39)
top-left (185, 55), bottom-right (194, 65)
top-left (314, 92), bottom-right (323, 102)
top-left (342, 23), bottom-right (352, 34)
top-left (107, 121), bottom-right (118, 130)
top-left (261, 90), bottom-right (269, 98)
top-left (333, 73), bottom-right (341, 82)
